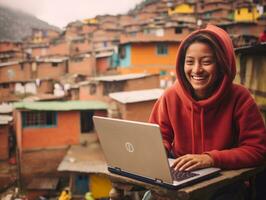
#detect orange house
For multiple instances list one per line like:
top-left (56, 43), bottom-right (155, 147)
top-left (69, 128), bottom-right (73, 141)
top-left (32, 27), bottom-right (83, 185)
top-left (117, 35), bottom-right (180, 75)
top-left (14, 100), bottom-right (108, 151)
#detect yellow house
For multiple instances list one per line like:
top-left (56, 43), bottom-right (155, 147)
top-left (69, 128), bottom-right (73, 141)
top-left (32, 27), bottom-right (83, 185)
top-left (168, 3), bottom-right (194, 15)
top-left (83, 18), bottom-right (98, 24)
top-left (234, 7), bottom-right (260, 22)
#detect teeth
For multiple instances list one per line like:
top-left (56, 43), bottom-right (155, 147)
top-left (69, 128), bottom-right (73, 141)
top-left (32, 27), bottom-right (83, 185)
top-left (192, 75), bottom-right (205, 80)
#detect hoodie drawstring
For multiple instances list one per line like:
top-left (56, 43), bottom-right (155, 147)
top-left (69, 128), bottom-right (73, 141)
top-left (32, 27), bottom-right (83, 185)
top-left (200, 108), bottom-right (205, 153)
top-left (191, 103), bottom-right (195, 154)
top-left (191, 104), bottom-right (205, 154)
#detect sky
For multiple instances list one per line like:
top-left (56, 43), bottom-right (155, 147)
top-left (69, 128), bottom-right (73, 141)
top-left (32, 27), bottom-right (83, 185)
top-left (0, 0), bottom-right (143, 28)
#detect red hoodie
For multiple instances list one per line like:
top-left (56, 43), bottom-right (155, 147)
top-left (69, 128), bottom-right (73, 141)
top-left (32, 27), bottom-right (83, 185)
top-left (149, 25), bottom-right (266, 169)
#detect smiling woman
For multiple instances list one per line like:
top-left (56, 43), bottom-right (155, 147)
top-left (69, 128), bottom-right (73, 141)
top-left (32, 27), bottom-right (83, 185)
top-left (184, 42), bottom-right (217, 100)
top-left (149, 24), bottom-right (266, 199)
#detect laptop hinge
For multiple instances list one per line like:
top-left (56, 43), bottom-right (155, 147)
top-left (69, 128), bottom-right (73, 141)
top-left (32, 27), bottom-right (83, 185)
top-left (114, 167), bottom-right (121, 171)
top-left (155, 178), bottom-right (163, 183)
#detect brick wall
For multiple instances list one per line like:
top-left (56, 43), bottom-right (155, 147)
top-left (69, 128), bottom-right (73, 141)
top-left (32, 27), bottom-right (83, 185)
top-left (0, 125), bottom-right (9, 160)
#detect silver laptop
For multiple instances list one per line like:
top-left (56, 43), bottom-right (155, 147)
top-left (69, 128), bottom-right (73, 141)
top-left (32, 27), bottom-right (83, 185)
top-left (93, 116), bottom-right (221, 189)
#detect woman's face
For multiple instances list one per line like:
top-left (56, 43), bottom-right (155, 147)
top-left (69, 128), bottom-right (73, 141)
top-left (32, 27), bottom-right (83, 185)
top-left (184, 42), bottom-right (217, 99)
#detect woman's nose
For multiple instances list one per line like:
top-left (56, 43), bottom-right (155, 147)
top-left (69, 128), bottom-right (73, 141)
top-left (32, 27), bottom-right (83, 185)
top-left (192, 62), bottom-right (203, 73)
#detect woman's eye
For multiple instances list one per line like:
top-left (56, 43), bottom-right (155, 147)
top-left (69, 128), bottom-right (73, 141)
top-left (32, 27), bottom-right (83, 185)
top-left (185, 60), bottom-right (193, 65)
top-left (202, 60), bottom-right (212, 65)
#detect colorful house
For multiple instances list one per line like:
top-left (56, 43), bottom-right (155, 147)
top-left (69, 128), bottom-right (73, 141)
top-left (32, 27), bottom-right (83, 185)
top-left (116, 34), bottom-right (180, 75)
top-left (109, 88), bottom-right (164, 122)
top-left (234, 4), bottom-right (260, 22)
top-left (168, 2), bottom-right (194, 15)
top-left (57, 142), bottom-right (112, 199)
top-left (14, 100), bottom-right (108, 152)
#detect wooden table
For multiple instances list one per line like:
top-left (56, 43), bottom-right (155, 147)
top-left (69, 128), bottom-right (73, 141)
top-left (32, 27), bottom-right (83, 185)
top-left (106, 165), bottom-right (265, 200)
top-left (58, 142), bottom-right (265, 200)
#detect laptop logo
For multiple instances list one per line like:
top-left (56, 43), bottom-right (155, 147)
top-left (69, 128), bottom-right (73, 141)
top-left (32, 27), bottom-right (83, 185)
top-left (125, 142), bottom-right (134, 153)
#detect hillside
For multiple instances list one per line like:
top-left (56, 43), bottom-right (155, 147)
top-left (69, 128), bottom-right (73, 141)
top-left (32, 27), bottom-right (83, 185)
top-left (0, 5), bottom-right (61, 41)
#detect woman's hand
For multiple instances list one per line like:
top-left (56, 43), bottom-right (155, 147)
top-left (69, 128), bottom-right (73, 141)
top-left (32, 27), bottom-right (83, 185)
top-left (171, 154), bottom-right (214, 171)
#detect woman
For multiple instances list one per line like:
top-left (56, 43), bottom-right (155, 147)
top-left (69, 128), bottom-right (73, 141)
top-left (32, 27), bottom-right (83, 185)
top-left (148, 24), bottom-right (266, 199)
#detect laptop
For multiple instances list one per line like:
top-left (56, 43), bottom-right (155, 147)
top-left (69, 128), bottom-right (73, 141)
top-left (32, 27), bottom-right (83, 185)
top-left (93, 116), bottom-right (221, 189)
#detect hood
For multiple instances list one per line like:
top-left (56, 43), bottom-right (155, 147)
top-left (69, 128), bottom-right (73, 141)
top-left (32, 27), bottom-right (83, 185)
top-left (174, 24), bottom-right (236, 108)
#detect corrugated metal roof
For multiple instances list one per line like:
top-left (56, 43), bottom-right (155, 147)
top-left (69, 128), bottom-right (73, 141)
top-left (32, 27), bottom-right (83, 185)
top-left (14, 100), bottom-right (108, 111)
top-left (57, 142), bottom-right (108, 173)
top-left (109, 88), bottom-right (164, 103)
top-left (235, 43), bottom-right (266, 54)
top-left (93, 73), bottom-right (150, 82)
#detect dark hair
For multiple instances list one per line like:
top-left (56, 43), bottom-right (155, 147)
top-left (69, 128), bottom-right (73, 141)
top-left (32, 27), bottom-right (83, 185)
top-left (178, 32), bottom-right (229, 99)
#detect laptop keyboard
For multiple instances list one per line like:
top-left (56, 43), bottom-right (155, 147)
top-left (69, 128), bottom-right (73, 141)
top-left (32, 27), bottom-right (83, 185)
top-left (170, 168), bottom-right (199, 182)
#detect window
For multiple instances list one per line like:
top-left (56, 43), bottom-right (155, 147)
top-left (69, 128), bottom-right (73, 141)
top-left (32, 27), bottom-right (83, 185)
top-left (205, 13), bottom-right (211, 19)
top-left (89, 84), bottom-right (96, 95)
top-left (129, 32), bottom-right (137, 36)
top-left (22, 111), bottom-right (57, 128)
top-left (156, 44), bottom-right (168, 55)
top-left (103, 82), bottom-right (124, 96)
top-left (143, 29), bottom-right (150, 34)
top-left (52, 62), bottom-right (58, 67)
top-left (175, 27), bottom-right (182, 34)
top-left (119, 46), bottom-right (126, 59)
top-left (155, 29), bottom-right (164, 37)
top-left (0, 83), bottom-right (9, 89)
top-left (72, 57), bottom-right (83, 62)
top-left (20, 63), bottom-right (24, 70)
